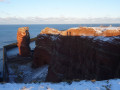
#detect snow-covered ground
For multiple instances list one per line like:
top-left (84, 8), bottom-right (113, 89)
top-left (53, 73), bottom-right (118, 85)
top-left (8, 61), bottom-right (48, 83)
top-left (1, 79), bottom-right (120, 90)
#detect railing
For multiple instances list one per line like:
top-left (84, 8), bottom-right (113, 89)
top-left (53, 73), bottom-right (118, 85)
top-left (2, 37), bottom-right (37, 82)
top-left (3, 46), bottom-right (9, 82)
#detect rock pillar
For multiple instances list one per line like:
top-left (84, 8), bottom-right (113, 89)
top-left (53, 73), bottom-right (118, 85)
top-left (17, 27), bottom-right (31, 57)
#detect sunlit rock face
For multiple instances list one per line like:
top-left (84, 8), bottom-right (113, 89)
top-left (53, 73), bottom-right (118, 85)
top-left (40, 27), bottom-right (61, 35)
top-left (61, 27), bottom-right (120, 36)
top-left (17, 27), bottom-right (31, 57)
top-left (33, 27), bottom-right (120, 82)
top-left (40, 27), bottom-right (120, 37)
top-left (61, 27), bottom-right (96, 36)
top-left (103, 29), bottom-right (120, 36)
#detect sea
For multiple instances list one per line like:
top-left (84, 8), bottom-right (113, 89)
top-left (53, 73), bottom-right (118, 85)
top-left (0, 24), bottom-right (120, 77)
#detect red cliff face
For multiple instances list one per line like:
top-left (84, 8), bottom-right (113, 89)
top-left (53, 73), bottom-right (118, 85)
top-left (46, 36), bottom-right (120, 82)
top-left (61, 27), bottom-right (120, 36)
top-left (40, 27), bottom-right (120, 37)
top-left (61, 27), bottom-right (96, 36)
top-left (103, 29), bottom-right (120, 36)
top-left (33, 27), bottom-right (61, 67)
top-left (33, 27), bottom-right (120, 82)
top-left (17, 27), bottom-right (31, 57)
top-left (32, 34), bottom-right (56, 68)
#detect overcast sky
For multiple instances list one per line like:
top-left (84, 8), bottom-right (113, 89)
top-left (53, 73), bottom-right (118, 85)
top-left (0, 0), bottom-right (120, 24)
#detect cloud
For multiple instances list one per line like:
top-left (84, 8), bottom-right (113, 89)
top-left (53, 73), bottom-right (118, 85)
top-left (0, 17), bottom-right (120, 24)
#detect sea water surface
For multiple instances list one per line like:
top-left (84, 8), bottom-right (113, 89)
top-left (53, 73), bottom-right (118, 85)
top-left (0, 24), bottom-right (120, 77)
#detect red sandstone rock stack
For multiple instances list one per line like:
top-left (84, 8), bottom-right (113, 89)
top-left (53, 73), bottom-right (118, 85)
top-left (17, 27), bottom-right (31, 57)
top-left (33, 27), bottom-right (120, 82)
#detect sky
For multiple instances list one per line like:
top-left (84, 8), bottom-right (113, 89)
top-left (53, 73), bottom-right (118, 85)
top-left (0, 0), bottom-right (120, 24)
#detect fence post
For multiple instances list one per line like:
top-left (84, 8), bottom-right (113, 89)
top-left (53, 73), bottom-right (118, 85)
top-left (3, 47), bottom-right (9, 82)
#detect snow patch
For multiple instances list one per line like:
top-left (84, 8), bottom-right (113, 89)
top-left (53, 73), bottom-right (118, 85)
top-left (93, 36), bottom-right (113, 42)
top-left (1, 79), bottom-right (120, 90)
top-left (69, 27), bottom-right (79, 29)
top-left (50, 35), bottom-right (59, 41)
top-left (91, 27), bottom-right (120, 32)
top-left (8, 61), bottom-right (48, 83)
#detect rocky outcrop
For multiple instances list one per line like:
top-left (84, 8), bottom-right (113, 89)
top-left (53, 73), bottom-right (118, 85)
top-left (17, 27), bottom-right (31, 57)
top-left (33, 27), bottom-right (120, 82)
top-left (61, 27), bottom-right (96, 36)
top-left (33, 27), bottom-right (61, 67)
top-left (103, 29), bottom-right (120, 36)
top-left (32, 34), bottom-right (57, 68)
top-left (61, 27), bottom-right (120, 36)
top-left (40, 27), bottom-right (120, 37)
top-left (46, 36), bottom-right (120, 82)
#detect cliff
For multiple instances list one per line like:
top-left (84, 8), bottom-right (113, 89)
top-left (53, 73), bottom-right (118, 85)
top-left (33, 27), bottom-right (120, 82)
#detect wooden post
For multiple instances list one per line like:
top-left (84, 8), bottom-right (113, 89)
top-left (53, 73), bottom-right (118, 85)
top-left (3, 47), bottom-right (9, 82)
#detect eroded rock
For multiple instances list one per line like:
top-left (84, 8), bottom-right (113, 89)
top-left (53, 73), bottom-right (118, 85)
top-left (17, 27), bottom-right (31, 57)
top-left (46, 36), bottom-right (120, 82)
top-left (33, 27), bottom-right (120, 82)
top-left (32, 34), bottom-right (57, 68)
